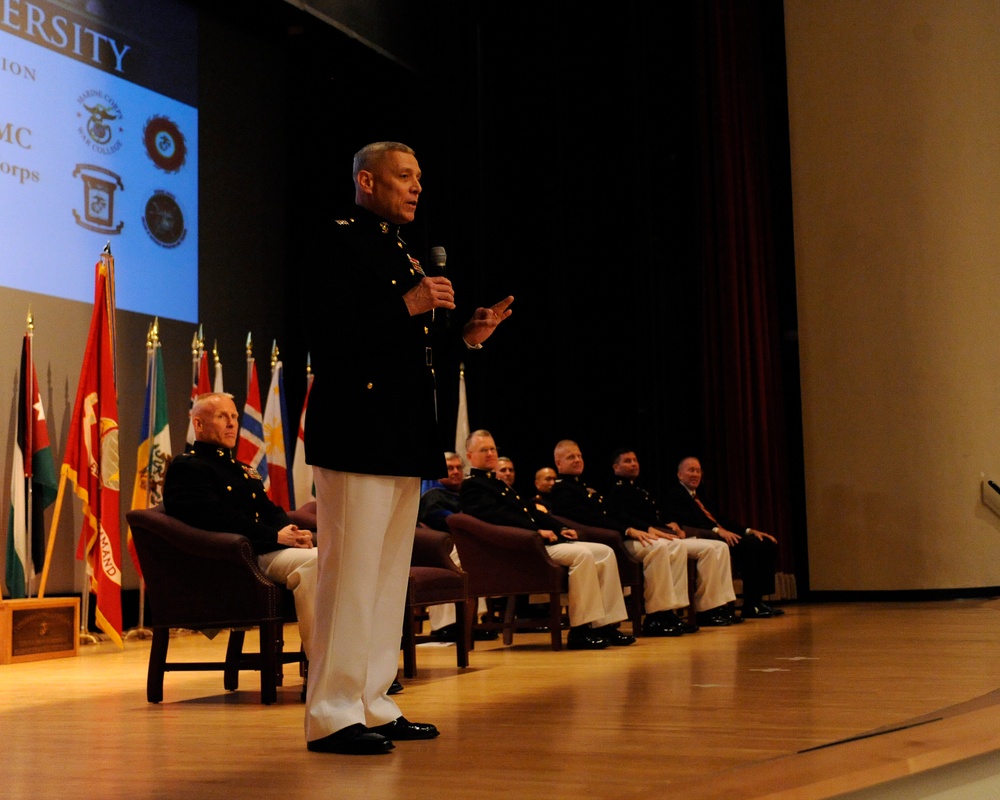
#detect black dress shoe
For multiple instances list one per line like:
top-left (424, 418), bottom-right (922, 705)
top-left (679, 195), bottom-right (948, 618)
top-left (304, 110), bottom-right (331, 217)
top-left (741, 602), bottom-right (775, 619)
top-left (387, 679), bottom-right (403, 695)
top-left (641, 612), bottom-right (685, 637)
top-left (307, 724), bottom-right (394, 755)
top-left (429, 623), bottom-right (459, 641)
top-left (566, 627), bottom-right (610, 650)
top-left (430, 622), bottom-right (498, 642)
top-left (680, 620), bottom-right (701, 633)
top-left (696, 609), bottom-right (734, 626)
top-left (760, 602), bottom-right (785, 616)
top-left (369, 716), bottom-right (440, 740)
top-left (596, 625), bottom-right (635, 646)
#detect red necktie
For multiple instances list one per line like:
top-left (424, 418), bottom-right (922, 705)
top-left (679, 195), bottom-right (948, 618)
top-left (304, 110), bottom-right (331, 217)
top-left (692, 492), bottom-right (718, 525)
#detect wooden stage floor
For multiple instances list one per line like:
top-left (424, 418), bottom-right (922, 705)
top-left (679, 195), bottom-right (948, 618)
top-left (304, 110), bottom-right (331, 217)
top-left (2, 599), bottom-right (1000, 800)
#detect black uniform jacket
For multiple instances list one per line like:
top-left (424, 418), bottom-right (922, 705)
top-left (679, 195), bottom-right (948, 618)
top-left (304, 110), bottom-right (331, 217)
top-left (606, 477), bottom-right (667, 531)
top-left (661, 482), bottom-right (744, 533)
top-left (300, 205), bottom-right (456, 479)
top-left (162, 441), bottom-right (291, 556)
top-left (459, 468), bottom-right (573, 542)
top-left (546, 474), bottom-right (629, 538)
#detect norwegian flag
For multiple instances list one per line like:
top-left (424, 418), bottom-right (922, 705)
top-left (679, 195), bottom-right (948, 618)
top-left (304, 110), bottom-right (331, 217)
top-left (235, 357), bottom-right (268, 488)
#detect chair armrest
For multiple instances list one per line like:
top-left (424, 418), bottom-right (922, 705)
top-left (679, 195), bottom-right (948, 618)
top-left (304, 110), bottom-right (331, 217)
top-left (682, 525), bottom-right (718, 539)
top-left (126, 505), bottom-right (286, 627)
top-left (445, 513), bottom-right (564, 596)
top-left (551, 514), bottom-right (643, 584)
top-left (411, 527), bottom-right (460, 571)
top-left (126, 508), bottom-right (253, 562)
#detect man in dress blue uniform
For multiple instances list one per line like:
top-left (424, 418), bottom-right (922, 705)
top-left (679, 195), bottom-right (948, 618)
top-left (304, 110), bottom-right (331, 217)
top-left (162, 393), bottom-right (318, 659)
top-left (300, 141), bottom-right (513, 755)
top-left (459, 430), bottom-right (634, 650)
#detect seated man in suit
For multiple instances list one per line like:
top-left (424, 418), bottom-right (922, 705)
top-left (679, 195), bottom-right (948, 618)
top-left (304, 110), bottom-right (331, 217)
top-left (546, 439), bottom-right (703, 636)
top-left (418, 452), bottom-right (465, 532)
top-left (607, 448), bottom-right (741, 627)
top-left (162, 392), bottom-right (317, 659)
top-left (459, 429), bottom-right (634, 650)
top-left (662, 456), bottom-right (783, 619)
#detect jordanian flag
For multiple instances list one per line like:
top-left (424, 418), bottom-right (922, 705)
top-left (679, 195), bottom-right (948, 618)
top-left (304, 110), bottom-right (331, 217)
top-left (5, 331), bottom-right (58, 598)
top-left (127, 332), bottom-right (173, 579)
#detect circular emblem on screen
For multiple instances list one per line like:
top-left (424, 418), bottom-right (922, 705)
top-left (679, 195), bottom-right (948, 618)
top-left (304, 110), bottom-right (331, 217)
top-left (142, 190), bottom-right (187, 247)
top-left (143, 115), bottom-right (187, 173)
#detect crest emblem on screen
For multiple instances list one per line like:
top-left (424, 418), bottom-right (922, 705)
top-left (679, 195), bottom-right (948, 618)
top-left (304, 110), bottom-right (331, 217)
top-left (76, 90), bottom-right (124, 155)
top-left (72, 164), bottom-right (124, 234)
top-left (143, 115), bottom-right (187, 173)
top-left (142, 190), bottom-right (187, 247)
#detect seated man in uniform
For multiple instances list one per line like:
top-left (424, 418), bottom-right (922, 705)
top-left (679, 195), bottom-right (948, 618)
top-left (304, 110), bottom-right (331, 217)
top-left (162, 392), bottom-right (317, 659)
top-left (459, 429), bottom-right (634, 650)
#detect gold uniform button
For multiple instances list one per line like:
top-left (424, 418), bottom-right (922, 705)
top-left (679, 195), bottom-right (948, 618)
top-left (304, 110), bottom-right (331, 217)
top-left (226, 485), bottom-right (232, 492)
top-left (252, 492), bottom-right (257, 499)
top-left (391, 279), bottom-right (397, 285)
top-left (367, 382), bottom-right (373, 390)
top-left (423, 326), bottom-right (429, 334)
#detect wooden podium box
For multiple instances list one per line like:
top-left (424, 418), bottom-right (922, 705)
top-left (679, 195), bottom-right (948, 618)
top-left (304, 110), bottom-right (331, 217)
top-left (0, 597), bottom-right (80, 664)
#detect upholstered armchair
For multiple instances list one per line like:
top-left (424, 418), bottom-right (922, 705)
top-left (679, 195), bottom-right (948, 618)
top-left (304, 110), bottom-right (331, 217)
top-left (125, 503), bottom-right (314, 704)
top-left (445, 513), bottom-right (567, 650)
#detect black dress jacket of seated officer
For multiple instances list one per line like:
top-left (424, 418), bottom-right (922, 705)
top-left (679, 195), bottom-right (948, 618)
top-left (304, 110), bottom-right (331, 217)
top-left (300, 205), bottom-right (459, 480)
top-left (460, 468), bottom-right (575, 543)
top-left (162, 440), bottom-right (291, 555)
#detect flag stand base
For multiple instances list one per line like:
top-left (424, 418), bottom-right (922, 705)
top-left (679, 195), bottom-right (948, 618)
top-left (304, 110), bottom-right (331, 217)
top-left (124, 626), bottom-right (153, 641)
top-left (0, 597), bottom-right (80, 664)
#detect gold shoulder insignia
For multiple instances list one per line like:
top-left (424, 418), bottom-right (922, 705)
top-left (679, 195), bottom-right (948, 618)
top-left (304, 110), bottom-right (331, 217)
top-left (335, 219), bottom-right (351, 226)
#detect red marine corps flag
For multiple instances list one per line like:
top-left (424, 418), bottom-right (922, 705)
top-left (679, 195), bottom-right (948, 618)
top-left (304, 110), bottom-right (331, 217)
top-left (61, 252), bottom-right (124, 647)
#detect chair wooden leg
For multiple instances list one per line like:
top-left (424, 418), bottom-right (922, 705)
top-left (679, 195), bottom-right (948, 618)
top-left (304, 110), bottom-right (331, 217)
top-left (453, 600), bottom-right (469, 669)
top-left (146, 627), bottom-right (169, 703)
top-left (464, 596), bottom-right (477, 652)
top-left (275, 624), bottom-right (285, 687)
top-left (502, 596), bottom-right (516, 646)
top-left (548, 594), bottom-right (563, 651)
top-left (686, 558), bottom-right (700, 626)
top-left (402, 606), bottom-right (418, 679)
top-left (258, 621), bottom-right (278, 705)
top-left (629, 586), bottom-right (645, 637)
top-left (224, 630), bottom-right (245, 692)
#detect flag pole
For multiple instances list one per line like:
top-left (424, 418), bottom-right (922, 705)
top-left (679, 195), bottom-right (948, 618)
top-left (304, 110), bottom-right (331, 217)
top-left (124, 321), bottom-right (156, 642)
top-left (77, 246), bottom-right (119, 645)
top-left (245, 331), bottom-right (253, 403)
top-left (24, 309), bottom-right (36, 597)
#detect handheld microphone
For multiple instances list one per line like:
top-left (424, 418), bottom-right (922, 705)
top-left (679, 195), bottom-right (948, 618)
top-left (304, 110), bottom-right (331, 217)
top-left (430, 246), bottom-right (450, 324)
top-left (430, 246), bottom-right (447, 274)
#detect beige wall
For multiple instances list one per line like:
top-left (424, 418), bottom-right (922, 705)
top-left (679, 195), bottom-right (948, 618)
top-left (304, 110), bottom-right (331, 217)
top-left (785, 0), bottom-right (1000, 590)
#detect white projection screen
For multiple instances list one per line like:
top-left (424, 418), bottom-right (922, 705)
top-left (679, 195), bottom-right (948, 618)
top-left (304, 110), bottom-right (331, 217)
top-left (1, 0), bottom-right (199, 323)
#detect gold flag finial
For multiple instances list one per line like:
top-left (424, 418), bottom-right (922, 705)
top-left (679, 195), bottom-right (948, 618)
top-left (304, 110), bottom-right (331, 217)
top-left (245, 331), bottom-right (253, 358)
top-left (270, 339), bottom-right (279, 369)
